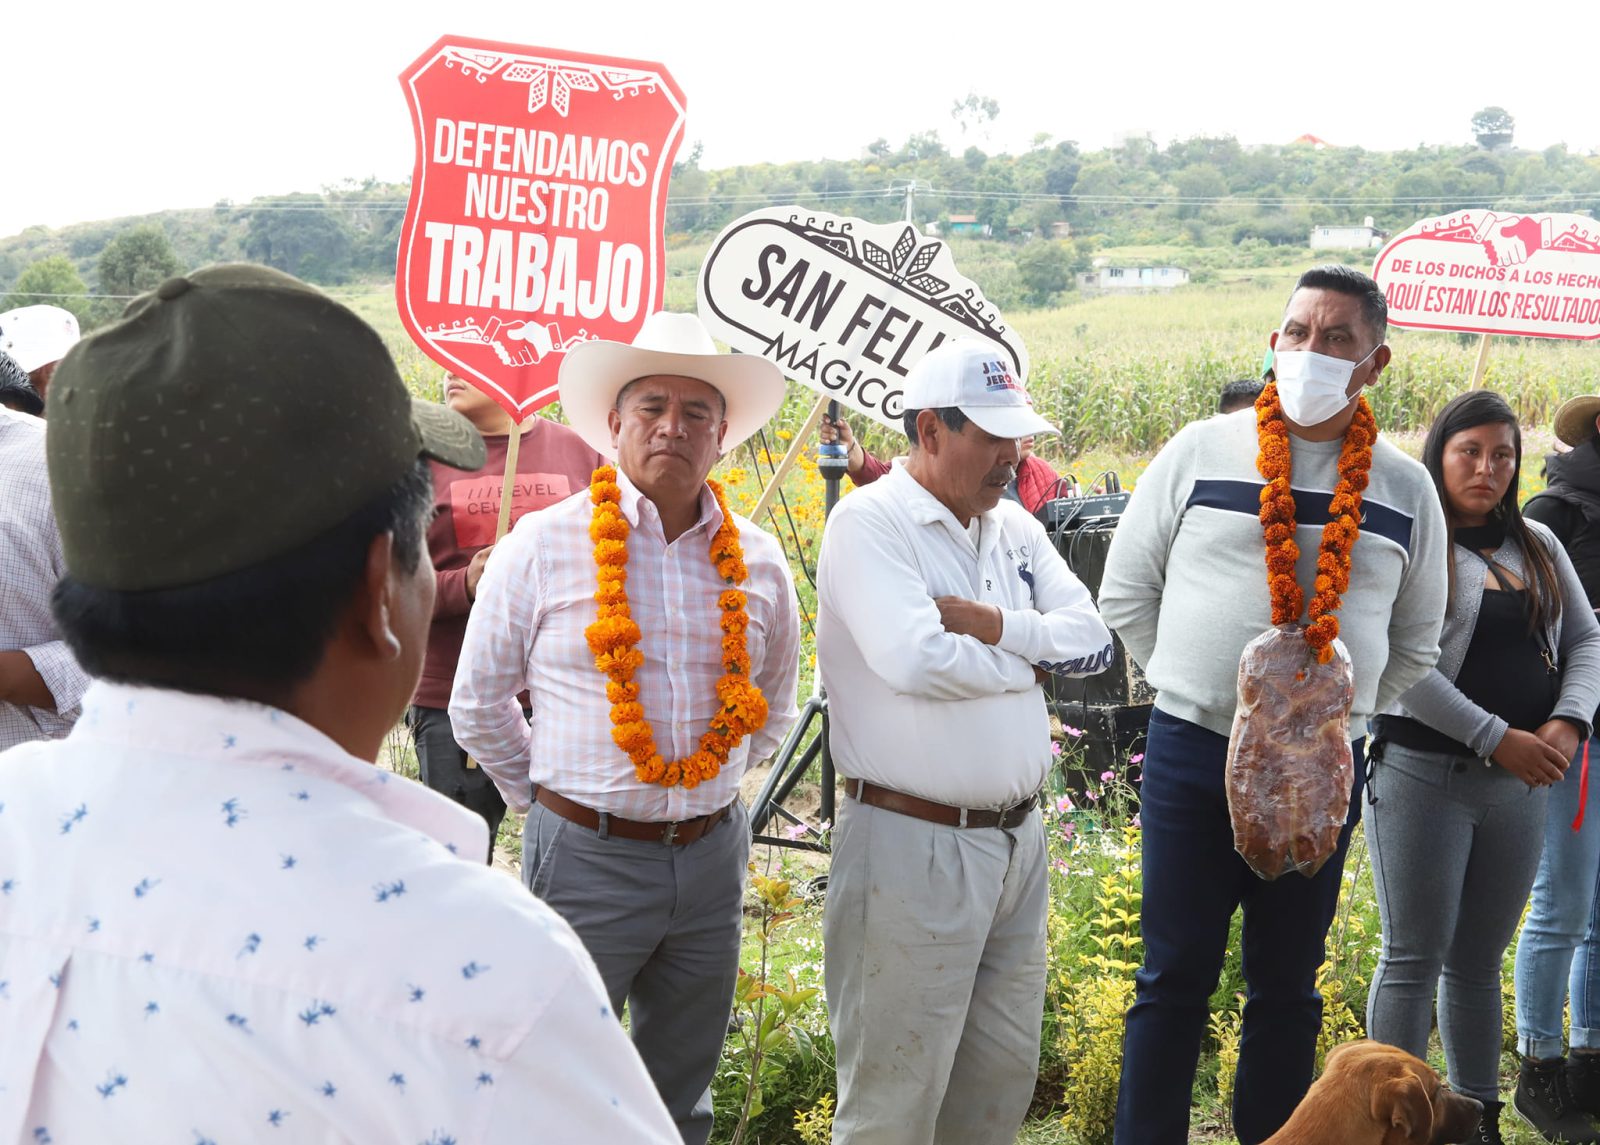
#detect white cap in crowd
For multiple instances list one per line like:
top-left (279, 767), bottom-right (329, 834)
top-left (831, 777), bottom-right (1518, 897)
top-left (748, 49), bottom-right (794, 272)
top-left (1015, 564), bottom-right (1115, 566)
top-left (902, 339), bottom-right (1056, 439)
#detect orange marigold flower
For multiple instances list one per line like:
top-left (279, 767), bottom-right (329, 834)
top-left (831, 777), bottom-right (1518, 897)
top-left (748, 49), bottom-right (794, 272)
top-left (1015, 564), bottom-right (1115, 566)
top-left (595, 646), bottom-right (646, 676)
top-left (585, 466), bottom-right (765, 790)
top-left (610, 702), bottom-right (646, 726)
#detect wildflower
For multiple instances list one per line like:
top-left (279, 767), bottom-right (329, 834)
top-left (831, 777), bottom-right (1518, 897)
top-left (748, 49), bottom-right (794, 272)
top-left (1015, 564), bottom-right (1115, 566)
top-left (1084, 789), bottom-right (1099, 803)
top-left (1055, 794), bottom-right (1073, 813)
top-left (782, 822), bottom-right (810, 840)
top-left (1060, 823), bottom-right (1076, 842)
top-left (1051, 858), bottom-right (1069, 873)
top-left (1132, 814), bottom-right (1142, 829)
top-left (1051, 741), bottom-right (1063, 757)
top-left (1062, 724), bottom-right (1084, 738)
top-left (1100, 770), bottom-right (1115, 783)
top-left (1129, 753), bottom-right (1145, 765)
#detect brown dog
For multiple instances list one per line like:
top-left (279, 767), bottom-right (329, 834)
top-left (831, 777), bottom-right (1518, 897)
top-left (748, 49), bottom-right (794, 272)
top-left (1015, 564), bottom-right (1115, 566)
top-left (1261, 1040), bottom-right (1484, 1144)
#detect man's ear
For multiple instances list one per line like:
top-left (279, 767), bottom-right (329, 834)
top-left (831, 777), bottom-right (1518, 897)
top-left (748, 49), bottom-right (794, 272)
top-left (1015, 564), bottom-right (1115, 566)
top-left (1366, 343), bottom-right (1392, 385)
top-left (915, 409), bottom-right (943, 454)
top-left (355, 533), bottom-right (403, 662)
top-left (607, 406), bottom-right (623, 450)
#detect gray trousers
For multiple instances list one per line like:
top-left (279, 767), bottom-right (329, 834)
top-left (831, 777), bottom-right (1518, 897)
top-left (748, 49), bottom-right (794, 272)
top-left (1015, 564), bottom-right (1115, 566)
top-left (824, 798), bottom-right (1048, 1145)
top-left (1365, 740), bottom-right (1549, 1102)
top-left (522, 798), bottom-right (751, 1145)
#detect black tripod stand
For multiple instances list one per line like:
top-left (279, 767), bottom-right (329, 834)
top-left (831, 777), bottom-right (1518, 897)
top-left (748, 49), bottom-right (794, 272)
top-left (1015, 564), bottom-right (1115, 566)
top-left (748, 403), bottom-right (850, 853)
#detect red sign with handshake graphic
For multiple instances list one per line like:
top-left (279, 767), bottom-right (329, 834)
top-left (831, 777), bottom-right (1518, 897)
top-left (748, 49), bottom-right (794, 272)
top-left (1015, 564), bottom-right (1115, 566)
top-left (397, 36), bottom-right (686, 417)
top-left (1373, 210), bottom-right (1600, 341)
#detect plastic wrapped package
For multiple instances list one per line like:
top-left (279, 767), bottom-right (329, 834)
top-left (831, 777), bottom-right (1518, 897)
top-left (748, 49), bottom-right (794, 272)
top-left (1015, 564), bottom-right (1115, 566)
top-left (1225, 624), bottom-right (1355, 880)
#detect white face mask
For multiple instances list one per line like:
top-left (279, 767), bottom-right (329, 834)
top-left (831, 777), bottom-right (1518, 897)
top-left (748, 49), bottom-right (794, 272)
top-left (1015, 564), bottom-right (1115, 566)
top-left (1272, 344), bottom-right (1378, 426)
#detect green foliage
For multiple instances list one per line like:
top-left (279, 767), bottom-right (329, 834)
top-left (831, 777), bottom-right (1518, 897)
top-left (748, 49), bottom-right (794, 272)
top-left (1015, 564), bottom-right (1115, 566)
top-left (1473, 106), bottom-right (1516, 150)
top-left (244, 193), bottom-right (355, 283)
top-left (1017, 240), bottom-right (1076, 306)
top-left (97, 224), bottom-right (181, 321)
top-left (1, 255), bottom-right (92, 324)
top-left (722, 866), bottom-right (829, 1145)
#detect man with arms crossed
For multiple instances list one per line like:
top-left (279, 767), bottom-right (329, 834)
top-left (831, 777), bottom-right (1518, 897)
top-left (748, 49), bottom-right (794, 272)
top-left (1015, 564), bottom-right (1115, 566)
top-left (817, 339), bottom-right (1114, 1144)
top-left (452, 311), bottom-right (802, 1145)
top-left (1099, 265), bottom-right (1448, 1145)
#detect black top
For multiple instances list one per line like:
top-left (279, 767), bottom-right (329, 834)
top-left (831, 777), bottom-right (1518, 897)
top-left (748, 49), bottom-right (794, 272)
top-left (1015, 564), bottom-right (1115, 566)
top-left (1379, 578), bottom-right (1558, 758)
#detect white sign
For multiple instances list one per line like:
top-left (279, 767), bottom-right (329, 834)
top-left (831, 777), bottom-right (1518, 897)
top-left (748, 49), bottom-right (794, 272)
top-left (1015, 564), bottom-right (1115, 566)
top-left (697, 208), bottom-right (1028, 431)
top-left (1372, 210), bottom-right (1600, 341)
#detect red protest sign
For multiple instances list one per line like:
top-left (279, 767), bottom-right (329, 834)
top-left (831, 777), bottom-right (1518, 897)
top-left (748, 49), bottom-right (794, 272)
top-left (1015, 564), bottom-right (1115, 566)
top-left (397, 36), bottom-right (686, 418)
top-left (1373, 210), bottom-right (1600, 341)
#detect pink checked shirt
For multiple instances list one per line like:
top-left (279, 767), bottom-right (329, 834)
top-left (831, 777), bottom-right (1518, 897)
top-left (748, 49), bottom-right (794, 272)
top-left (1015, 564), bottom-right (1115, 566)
top-left (450, 472), bottom-right (801, 821)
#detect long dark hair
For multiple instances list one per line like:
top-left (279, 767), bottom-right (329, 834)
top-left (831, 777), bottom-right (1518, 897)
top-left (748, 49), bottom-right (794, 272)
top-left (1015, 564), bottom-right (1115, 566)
top-left (1421, 390), bottom-right (1560, 631)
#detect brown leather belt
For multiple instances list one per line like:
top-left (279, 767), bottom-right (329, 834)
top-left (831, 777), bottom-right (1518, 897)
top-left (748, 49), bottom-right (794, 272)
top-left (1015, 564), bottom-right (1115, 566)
top-left (843, 778), bottom-right (1039, 829)
top-left (535, 787), bottom-right (733, 846)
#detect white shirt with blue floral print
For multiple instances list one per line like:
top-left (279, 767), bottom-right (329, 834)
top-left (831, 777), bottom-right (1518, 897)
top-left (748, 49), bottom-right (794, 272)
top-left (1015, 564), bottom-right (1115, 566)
top-left (0, 682), bottom-right (678, 1144)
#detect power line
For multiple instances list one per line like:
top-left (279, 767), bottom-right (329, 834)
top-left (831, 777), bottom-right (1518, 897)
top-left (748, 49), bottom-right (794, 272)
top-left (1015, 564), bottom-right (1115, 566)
top-left (161, 186), bottom-right (1600, 213)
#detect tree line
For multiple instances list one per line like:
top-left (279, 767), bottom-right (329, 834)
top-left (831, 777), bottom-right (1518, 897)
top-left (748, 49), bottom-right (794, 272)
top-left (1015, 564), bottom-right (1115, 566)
top-left (4, 120), bottom-right (1596, 329)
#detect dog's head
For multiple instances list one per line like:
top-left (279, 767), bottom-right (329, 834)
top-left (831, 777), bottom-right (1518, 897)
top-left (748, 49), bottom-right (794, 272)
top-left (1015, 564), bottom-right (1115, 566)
top-left (1322, 1041), bottom-right (1483, 1144)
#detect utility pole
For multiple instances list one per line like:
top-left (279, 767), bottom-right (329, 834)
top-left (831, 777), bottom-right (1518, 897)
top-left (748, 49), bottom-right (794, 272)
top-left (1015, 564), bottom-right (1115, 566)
top-left (888, 179), bottom-right (933, 227)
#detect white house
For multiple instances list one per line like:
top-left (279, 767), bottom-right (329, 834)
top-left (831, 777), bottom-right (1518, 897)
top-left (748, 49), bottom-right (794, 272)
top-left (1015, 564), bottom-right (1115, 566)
top-left (1310, 217), bottom-right (1385, 250)
top-left (1077, 264), bottom-right (1190, 293)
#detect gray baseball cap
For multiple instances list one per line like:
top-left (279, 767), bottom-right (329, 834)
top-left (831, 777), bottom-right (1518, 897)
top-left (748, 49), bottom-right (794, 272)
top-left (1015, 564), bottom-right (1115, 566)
top-left (47, 263), bottom-right (485, 591)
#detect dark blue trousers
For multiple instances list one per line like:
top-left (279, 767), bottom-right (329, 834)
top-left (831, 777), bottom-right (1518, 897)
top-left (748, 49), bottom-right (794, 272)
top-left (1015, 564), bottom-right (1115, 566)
top-left (1112, 707), bottom-right (1365, 1145)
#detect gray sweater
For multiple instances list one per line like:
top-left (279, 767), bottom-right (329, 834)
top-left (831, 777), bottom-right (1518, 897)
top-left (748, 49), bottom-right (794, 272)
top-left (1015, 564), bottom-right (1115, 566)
top-left (1383, 521), bottom-right (1600, 756)
top-left (1099, 409), bottom-right (1449, 740)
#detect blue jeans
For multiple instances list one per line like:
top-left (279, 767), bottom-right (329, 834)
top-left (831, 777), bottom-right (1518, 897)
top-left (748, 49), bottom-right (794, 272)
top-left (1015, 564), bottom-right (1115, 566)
top-left (1515, 738), bottom-right (1600, 1058)
top-left (1113, 708), bottom-right (1365, 1145)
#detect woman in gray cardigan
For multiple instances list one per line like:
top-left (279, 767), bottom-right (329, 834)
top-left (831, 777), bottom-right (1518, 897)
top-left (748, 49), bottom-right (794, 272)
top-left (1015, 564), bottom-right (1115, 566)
top-left (1365, 391), bottom-right (1600, 1145)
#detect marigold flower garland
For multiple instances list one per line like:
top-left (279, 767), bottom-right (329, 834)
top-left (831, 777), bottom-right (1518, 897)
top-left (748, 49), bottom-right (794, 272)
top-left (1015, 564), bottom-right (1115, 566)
top-left (583, 465), bottom-right (768, 789)
top-left (1255, 381), bottom-right (1375, 664)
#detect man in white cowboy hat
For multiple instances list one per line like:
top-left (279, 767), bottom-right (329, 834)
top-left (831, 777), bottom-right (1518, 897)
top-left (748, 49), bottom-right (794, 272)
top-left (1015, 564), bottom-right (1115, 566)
top-left (816, 338), bottom-right (1114, 1145)
top-left (0, 304), bottom-right (81, 408)
top-left (451, 310), bottom-right (802, 1145)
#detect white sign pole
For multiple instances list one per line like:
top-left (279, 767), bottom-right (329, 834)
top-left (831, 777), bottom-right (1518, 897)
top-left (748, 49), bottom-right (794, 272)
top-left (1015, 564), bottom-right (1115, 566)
top-left (1469, 334), bottom-right (1493, 390)
top-left (492, 418), bottom-right (527, 543)
top-left (750, 394), bottom-right (830, 525)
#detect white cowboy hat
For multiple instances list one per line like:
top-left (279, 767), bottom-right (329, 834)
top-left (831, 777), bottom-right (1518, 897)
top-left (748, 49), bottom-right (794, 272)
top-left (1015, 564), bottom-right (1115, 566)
top-left (558, 311), bottom-right (785, 460)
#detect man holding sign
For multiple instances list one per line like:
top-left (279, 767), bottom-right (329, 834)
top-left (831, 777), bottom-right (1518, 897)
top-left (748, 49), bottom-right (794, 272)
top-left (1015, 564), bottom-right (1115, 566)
top-left (816, 338), bottom-right (1113, 1145)
top-left (451, 311), bottom-right (801, 1144)
top-left (409, 373), bottom-right (600, 858)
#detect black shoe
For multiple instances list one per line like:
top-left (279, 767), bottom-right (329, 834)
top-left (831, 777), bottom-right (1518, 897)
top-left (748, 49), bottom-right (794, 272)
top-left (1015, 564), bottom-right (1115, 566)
top-left (1571, 1053), bottom-right (1600, 1117)
top-left (1474, 1099), bottom-right (1504, 1145)
top-left (1515, 1058), bottom-right (1600, 1144)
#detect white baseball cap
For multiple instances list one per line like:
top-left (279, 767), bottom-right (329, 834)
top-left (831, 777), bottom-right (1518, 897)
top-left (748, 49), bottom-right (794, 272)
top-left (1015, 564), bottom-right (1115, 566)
top-left (0, 305), bottom-right (81, 373)
top-left (902, 338), bottom-right (1055, 439)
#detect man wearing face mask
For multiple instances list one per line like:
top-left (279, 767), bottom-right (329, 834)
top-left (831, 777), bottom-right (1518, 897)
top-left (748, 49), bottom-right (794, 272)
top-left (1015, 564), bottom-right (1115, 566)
top-left (1098, 264), bottom-right (1448, 1145)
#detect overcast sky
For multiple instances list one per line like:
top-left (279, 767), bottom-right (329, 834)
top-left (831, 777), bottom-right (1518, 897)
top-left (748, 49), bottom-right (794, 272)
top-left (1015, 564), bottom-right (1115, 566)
top-left (8, 0), bottom-right (1596, 239)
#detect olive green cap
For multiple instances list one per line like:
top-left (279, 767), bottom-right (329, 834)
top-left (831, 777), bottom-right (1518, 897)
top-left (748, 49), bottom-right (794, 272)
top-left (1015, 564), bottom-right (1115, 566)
top-left (46, 263), bottom-right (486, 591)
